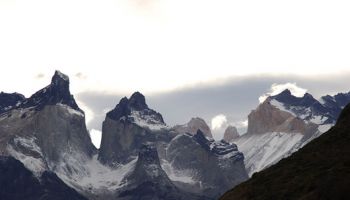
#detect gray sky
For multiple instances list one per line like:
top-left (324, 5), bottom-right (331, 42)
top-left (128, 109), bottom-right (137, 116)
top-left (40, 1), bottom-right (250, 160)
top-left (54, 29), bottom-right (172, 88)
top-left (1, 0), bottom-right (350, 146)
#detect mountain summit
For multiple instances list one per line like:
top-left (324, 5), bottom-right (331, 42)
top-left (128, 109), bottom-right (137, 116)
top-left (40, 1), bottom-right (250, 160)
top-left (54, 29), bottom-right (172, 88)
top-left (106, 91), bottom-right (165, 126)
top-left (23, 70), bottom-right (82, 112)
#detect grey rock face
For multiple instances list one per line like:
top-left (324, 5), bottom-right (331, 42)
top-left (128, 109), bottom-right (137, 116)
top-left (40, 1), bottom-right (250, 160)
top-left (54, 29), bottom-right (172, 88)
top-left (234, 89), bottom-right (349, 176)
top-left (0, 72), bottom-right (249, 200)
top-left (247, 100), bottom-right (318, 135)
top-left (99, 92), bottom-right (247, 199)
top-left (106, 92), bottom-right (165, 125)
top-left (223, 126), bottom-right (239, 142)
top-left (0, 71), bottom-right (95, 179)
top-left (117, 143), bottom-right (206, 200)
top-left (99, 92), bottom-right (173, 165)
top-left (166, 130), bottom-right (248, 199)
top-left (173, 117), bottom-right (213, 138)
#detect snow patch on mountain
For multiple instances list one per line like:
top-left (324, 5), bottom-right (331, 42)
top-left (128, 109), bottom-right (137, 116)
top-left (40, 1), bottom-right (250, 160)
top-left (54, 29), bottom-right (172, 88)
top-left (318, 124), bottom-right (332, 133)
top-left (57, 103), bottom-right (85, 117)
top-left (161, 159), bottom-right (195, 184)
top-left (130, 110), bottom-right (168, 131)
top-left (270, 99), bottom-right (296, 116)
top-left (56, 154), bottom-right (137, 193)
top-left (6, 136), bottom-right (47, 177)
top-left (234, 132), bottom-right (304, 176)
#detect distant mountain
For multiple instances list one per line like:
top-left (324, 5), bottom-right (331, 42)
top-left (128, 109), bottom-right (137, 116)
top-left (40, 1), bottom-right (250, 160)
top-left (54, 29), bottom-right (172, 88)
top-left (231, 89), bottom-right (350, 175)
top-left (2, 71), bottom-right (347, 200)
top-left (98, 91), bottom-right (247, 199)
top-left (0, 70), bottom-right (96, 198)
top-left (98, 91), bottom-right (171, 166)
top-left (0, 71), bottom-right (248, 200)
top-left (220, 103), bottom-right (350, 200)
top-left (166, 130), bottom-right (248, 198)
top-left (223, 126), bottom-right (239, 142)
top-left (172, 117), bottom-right (213, 138)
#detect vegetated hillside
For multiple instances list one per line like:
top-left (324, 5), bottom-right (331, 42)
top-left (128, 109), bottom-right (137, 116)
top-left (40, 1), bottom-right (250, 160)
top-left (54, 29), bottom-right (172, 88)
top-left (220, 103), bottom-right (350, 200)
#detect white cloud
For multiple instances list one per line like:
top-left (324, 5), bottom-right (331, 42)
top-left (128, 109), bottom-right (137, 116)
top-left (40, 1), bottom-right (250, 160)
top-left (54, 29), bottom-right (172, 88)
top-left (259, 83), bottom-right (307, 103)
top-left (1, 0), bottom-right (350, 97)
top-left (236, 119), bottom-right (248, 128)
top-left (90, 129), bottom-right (102, 149)
top-left (211, 114), bottom-right (228, 130)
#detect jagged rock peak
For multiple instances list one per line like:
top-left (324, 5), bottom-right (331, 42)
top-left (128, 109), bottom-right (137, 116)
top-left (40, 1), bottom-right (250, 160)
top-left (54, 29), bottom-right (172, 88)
top-left (223, 125), bottom-right (239, 142)
top-left (21, 70), bottom-right (82, 112)
top-left (129, 91), bottom-right (148, 110)
top-left (106, 92), bottom-right (165, 125)
top-left (50, 70), bottom-right (70, 92)
top-left (52, 70), bottom-right (69, 83)
top-left (280, 88), bottom-right (292, 96)
top-left (0, 71), bottom-right (82, 114)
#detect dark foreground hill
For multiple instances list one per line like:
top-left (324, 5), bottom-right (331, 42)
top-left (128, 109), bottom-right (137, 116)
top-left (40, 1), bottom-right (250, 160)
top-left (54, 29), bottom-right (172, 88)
top-left (220, 103), bottom-right (350, 200)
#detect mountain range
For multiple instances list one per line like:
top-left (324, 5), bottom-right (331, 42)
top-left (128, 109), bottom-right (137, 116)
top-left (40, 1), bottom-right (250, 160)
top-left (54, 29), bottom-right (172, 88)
top-left (0, 71), bottom-right (349, 199)
top-left (225, 88), bottom-right (350, 176)
top-left (220, 96), bottom-right (350, 200)
top-left (0, 71), bottom-right (247, 200)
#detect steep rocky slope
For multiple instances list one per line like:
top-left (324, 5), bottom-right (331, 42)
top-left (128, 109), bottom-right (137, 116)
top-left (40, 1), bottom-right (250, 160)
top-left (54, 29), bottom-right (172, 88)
top-left (98, 92), bottom-right (248, 199)
top-left (220, 103), bottom-right (350, 200)
top-left (232, 89), bottom-right (350, 175)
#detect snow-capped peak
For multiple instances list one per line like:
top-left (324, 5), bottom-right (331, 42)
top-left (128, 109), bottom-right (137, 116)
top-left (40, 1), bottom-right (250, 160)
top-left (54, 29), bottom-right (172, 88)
top-left (106, 92), bottom-right (167, 131)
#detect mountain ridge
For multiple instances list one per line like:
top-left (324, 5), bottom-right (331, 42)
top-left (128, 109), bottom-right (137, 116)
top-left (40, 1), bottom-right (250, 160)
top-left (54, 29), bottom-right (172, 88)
top-left (220, 103), bottom-right (350, 200)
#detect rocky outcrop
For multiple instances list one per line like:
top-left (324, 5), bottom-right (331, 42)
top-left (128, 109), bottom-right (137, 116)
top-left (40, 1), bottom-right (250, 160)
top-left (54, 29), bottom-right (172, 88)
top-left (223, 126), bottom-right (239, 142)
top-left (0, 71), bottom-right (96, 200)
top-left (99, 92), bottom-right (173, 166)
top-left (166, 130), bottom-right (248, 199)
top-left (247, 100), bottom-right (317, 135)
top-left (173, 117), bottom-right (213, 138)
top-left (0, 156), bottom-right (87, 200)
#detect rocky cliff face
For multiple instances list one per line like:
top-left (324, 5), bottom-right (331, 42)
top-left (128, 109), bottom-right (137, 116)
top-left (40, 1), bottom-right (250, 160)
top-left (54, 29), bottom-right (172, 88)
top-left (0, 71), bottom-right (97, 199)
top-left (223, 126), bottom-right (239, 142)
top-left (0, 70), bottom-right (95, 165)
top-left (234, 89), bottom-right (350, 176)
top-left (98, 92), bottom-right (173, 166)
top-left (166, 130), bottom-right (248, 198)
top-left (173, 117), bottom-right (213, 138)
top-left (0, 71), bottom-right (247, 200)
top-left (98, 92), bottom-right (247, 199)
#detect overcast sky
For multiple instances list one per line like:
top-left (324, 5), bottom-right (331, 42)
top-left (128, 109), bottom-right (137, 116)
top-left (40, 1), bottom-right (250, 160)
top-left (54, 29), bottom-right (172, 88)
top-left (1, 0), bottom-right (350, 147)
